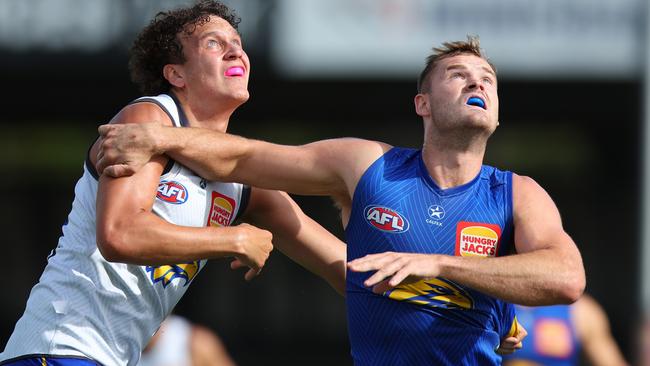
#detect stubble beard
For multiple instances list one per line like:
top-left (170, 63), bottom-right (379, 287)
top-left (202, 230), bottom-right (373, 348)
top-left (429, 114), bottom-right (495, 153)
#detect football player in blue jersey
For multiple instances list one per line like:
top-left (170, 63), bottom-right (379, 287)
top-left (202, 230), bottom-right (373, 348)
top-left (95, 36), bottom-right (586, 364)
top-left (503, 294), bottom-right (628, 366)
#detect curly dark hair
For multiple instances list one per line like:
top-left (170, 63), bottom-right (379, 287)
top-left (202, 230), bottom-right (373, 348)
top-left (417, 35), bottom-right (496, 93)
top-left (129, 0), bottom-right (241, 95)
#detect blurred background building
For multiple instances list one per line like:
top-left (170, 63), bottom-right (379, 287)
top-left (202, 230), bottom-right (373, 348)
top-left (0, 0), bottom-right (645, 364)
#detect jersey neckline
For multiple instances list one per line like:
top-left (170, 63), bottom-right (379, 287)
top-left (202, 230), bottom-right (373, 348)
top-left (417, 151), bottom-right (483, 196)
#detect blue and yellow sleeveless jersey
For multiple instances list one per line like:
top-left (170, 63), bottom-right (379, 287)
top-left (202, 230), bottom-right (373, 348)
top-left (503, 304), bottom-right (580, 366)
top-left (345, 147), bottom-right (517, 365)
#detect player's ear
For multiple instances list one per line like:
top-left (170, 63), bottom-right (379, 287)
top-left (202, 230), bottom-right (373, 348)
top-left (414, 93), bottom-right (430, 117)
top-left (163, 64), bottom-right (185, 88)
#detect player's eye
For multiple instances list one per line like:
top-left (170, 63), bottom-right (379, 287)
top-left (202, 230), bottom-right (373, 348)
top-left (206, 39), bottom-right (222, 49)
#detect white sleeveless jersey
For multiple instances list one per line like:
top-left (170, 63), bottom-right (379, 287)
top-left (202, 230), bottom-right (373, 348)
top-left (0, 94), bottom-right (249, 366)
top-left (137, 315), bottom-right (192, 366)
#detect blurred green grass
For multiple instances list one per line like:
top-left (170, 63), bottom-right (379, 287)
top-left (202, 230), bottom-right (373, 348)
top-left (0, 120), bottom-right (593, 182)
top-left (0, 123), bottom-right (96, 179)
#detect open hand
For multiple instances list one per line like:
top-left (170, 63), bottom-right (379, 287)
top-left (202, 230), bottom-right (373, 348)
top-left (347, 252), bottom-right (441, 293)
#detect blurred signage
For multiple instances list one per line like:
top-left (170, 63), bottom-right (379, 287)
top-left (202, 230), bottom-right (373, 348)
top-left (0, 0), bottom-right (267, 52)
top-left (271, 0), bottom-right (644, 79)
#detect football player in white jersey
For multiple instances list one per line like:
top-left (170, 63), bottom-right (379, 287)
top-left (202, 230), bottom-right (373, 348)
top-left (0, 1), bottom-right (345, 366)
top-left (139, 315), bottom-right (236, 366)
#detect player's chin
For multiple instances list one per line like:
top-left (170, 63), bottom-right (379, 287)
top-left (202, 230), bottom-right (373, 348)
top-left (228, 90), bottom-right (250, 105)
top-left (468, 118), bottom-right (497, 134)
top-left (235, 89), bottom-right (250, 101)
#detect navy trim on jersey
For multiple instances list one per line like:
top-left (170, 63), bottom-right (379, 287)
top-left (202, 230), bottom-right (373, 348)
top-left (85, 137), bottom-right (100, 180)
top-left (233, 185), bottom-right (251, 222)
top-left (84, 96), bottom-right (179, 181)
top-left (168, 92), bottom-right (190, 127)
top-left (127, 97), bottom-right (176, 125)
top-left (0, 354), bottom-right (103, 366)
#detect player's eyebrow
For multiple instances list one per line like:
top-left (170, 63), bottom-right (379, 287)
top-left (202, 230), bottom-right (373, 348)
top-left (446, 64), bottom-right (496, 78)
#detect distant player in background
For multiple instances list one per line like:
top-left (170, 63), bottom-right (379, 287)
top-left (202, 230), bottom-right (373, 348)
top-left (139, 315), bottom-right (236, 366)
top-left (96, 36), bottom-right (586, 365)
top-left (503, 294), bottom-right (628, 366)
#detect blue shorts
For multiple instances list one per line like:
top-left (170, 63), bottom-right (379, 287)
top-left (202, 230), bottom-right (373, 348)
top-left (0, 355), bottom-right (101, 366)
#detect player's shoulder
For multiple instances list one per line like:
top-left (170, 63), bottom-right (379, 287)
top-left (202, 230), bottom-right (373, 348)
top-left (323, 137), bottom-right (392, 152)
top-left (511, 173), bottom-right (548, 196)
top-left (110, 95), bottom-right (174, 127)
top-left (512, 173), bottom-right (537, 186)
top-left (309, 137), bottom-right (391, 169)
top-left (511, 173), bottom-right (563, 223)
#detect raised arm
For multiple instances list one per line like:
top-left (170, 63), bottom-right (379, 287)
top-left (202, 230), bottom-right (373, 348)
top-left (94, 104), bottom-right (273, 280)
top-left (97, 123), bottom-right (390, 203)
top-left (242, 188), bottom-right (347, 295)
top-left (348, 173), bottom-right (585, 305)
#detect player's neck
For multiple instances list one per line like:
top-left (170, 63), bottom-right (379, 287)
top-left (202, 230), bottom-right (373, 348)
top-left (173, 91), bottom-right (235, 132)
top-left (421, 141), bottom-right (485, 189)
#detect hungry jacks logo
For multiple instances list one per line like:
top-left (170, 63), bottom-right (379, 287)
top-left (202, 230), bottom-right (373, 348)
top-left (207, 191), bottom-right (237, 227)
top-left (455, 222), bottom-right (502, 257)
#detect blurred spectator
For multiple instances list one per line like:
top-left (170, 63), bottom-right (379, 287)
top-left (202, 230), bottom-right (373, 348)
top-left (139, 315), bottom-right (236, 366)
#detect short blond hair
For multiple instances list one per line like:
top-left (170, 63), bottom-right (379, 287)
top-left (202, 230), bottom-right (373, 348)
top-left (417, 35), bottom-right (496, 93)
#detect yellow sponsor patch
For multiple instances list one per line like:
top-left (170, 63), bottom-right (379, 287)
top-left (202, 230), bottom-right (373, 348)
top-left (455, 222), bottom-right (502, 258)
top-left (207, 192), bottom-right (236, 227)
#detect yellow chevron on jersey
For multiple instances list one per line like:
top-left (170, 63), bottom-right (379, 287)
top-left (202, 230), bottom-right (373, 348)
top-left (386, 277), bottom-right (474, 310)
top-left (507, 315), bottom-right (520, 337)
top-left (147, 261), bottom-right (201, 288)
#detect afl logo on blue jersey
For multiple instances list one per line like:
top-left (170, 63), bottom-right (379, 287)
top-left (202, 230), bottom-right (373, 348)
top-left (156, 181), bottom-right (188, 204)
top-left (365, 205), bottom-right (409, 233)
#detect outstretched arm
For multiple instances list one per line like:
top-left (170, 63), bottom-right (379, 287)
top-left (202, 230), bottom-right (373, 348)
top-left (94, 104), bottom-right (273, 280)
top-left (348, 174), bottom-right (585, 305)
top-left (97, 123), bottom-right (390, 201)
top-left (243, 188), bottom-right (347, 295)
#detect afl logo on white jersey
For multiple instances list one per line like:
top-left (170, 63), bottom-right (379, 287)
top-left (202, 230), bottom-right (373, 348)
top-left (156, 181), bottom-right (188, 204)
top-left (365, 205), bottom-right (409, 233)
